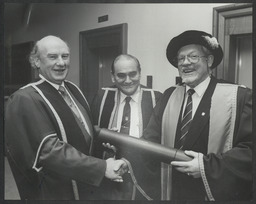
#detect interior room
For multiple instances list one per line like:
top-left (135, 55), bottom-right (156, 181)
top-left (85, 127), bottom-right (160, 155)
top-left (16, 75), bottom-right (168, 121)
top-left (4, 2), bottom-right (252, 200)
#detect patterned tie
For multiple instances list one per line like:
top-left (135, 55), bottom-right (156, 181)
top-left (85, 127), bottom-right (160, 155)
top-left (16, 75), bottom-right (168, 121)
top-left (58, 85), bottom-right (91, 135)
top-left (120, 96), bottom-right (132, 134)
top-left (178, 89), bottom-right (195, 149)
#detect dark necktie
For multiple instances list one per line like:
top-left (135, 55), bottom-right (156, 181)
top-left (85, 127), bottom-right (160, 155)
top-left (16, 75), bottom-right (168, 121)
top-left (178, 89), bottom-right (195, 149)
top-left (58, 85), bottom-right (91, 136)
top-left (120, 96), bottom-right (132, 134)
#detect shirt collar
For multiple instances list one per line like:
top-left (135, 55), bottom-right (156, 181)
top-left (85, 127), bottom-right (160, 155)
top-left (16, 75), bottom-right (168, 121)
top-left (186, 76), bottom-right (211, 97)
top-left (39, 74), bottom-right (65, 90)
top-left (120, 86), bottom-right (140, 103)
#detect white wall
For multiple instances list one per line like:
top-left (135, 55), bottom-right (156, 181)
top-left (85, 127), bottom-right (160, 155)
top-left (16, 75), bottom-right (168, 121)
top-left (7, 3), bottom-right (229, 93)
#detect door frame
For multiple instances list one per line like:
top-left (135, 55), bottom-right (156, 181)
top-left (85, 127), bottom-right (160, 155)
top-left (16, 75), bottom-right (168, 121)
top-left (212, 3), bottom-right (252, 81)
top-left (79, 23), bottom-right (127, 101)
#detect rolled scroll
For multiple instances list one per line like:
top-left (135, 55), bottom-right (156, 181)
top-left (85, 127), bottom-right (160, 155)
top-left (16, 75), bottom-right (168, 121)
top-left (94, 126), bottom-right (192, 163)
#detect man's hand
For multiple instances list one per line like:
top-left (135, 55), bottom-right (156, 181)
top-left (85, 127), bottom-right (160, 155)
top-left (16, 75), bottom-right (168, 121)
top-left (102, 142), bottom-right (117, 153)
top-left (102, 128), bottom-right (118, 159)
top-left (171, 150), bottom-right (202, 178)
top-left (102, 142), bottom-right (117, 159)
top-left (105, 158), bottom-right (128, 182)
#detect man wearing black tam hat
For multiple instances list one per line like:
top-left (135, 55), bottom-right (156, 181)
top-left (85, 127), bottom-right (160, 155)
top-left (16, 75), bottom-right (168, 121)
top-left (142, 30), bottom-right (252, 201)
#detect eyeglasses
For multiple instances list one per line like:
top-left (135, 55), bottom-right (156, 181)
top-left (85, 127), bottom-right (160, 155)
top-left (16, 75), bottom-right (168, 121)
top-left (175, 55), bottom-right (207, 66)
top-left (116, 71), bottom-right (138, 79)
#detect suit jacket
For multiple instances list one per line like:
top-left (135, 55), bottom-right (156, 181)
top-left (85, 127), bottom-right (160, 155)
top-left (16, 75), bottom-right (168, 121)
top-left (143, 77), bottom-right (252, 201)
top-left (5, 79), bottom-right (106, 200)
top-left (90, 85), bottom-right (162, 200)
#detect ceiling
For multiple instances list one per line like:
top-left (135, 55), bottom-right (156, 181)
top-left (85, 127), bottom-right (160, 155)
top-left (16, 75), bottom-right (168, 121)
top-left (5, 3), bottom-right (27, 25)
top-left (4, 3), bottom-right (28, 34)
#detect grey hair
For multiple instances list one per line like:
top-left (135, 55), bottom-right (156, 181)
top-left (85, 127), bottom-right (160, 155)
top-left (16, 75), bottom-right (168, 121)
top-left (201, 45), bottom-right (212, 56)
top-left (201, 45), bottom-right (214, 72)
top-left (29, 42), bottom-right (40, 69)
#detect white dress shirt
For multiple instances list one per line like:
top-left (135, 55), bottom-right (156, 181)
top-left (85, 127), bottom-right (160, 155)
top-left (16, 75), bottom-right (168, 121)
top-left (116, 87), bottom-right (140, 138)
top-left (183, 76), bottom-right (211, 118)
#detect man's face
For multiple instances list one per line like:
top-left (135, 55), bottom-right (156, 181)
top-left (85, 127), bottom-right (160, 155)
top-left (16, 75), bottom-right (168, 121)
top-left (36, 37), bottom-right (70, 85)
top-left (111, 58), bottom-right (141, 96)
top-left (177, 44), bottom-right (213, 88)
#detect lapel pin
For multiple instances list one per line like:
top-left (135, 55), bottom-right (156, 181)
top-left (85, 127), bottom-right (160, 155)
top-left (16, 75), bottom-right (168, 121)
top-left (201, 112), bottom-right (205, 116)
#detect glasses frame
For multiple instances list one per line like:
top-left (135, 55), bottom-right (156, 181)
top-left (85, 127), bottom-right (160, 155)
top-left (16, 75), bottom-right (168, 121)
top-left (175, 55), bottom-right (208, 66)
top-left (115, 71), bottom-right (139, 80)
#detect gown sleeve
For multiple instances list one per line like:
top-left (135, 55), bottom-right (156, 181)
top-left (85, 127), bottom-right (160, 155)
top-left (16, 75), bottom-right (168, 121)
top-left (5, 89), bottom-right (106, 187)
top-left (202, 87), bottom-right (252, 200)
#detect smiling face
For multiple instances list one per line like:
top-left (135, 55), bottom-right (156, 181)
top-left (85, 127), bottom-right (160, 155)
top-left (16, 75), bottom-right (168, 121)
top-left (36, 36), bottom-right (70, 85)
top-left (177, 44), bottom-right (214, 88)
top-left (111, 56), bottom-right (141, 96)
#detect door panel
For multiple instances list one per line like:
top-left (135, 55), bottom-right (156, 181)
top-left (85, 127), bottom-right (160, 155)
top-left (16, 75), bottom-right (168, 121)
top-left (236, 35), bottom-right (252, 88)
top-left (98, 46), bottom-right (119, 88)
top-left (80, 24), bottom-right (127, 104)
top-left (213, 3), bottom-right (252, 86)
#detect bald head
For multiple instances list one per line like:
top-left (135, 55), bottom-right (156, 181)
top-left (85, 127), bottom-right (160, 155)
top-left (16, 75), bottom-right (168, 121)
top-left (37, 35), bottom-right (69, 54)
top-left (111, 54), bottom-right (141, 96)
top-left (111, 54), bottom-right (141, 74)
top-left (29, 35), bottom-right (70, 84)
top-left (29, 35), bottom-right (69, 69)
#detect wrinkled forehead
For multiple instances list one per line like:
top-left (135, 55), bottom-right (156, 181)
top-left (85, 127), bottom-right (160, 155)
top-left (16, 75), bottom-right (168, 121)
top-left (114, 58), bottom-right (139, 71)
top-left (37, 36), bottom-right (69, 54)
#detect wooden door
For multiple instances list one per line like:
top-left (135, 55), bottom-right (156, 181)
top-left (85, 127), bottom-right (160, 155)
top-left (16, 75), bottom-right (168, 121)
top-left (234, 35), bottom-right (252, 88)
top-left (213, 3), bottom-right (252, 88)
top-left (80, 24), bottom-right (127, 103)
top-left (98, 46), bottom-right (119, 89)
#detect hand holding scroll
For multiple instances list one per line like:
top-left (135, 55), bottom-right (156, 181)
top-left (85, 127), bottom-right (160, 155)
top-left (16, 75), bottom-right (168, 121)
top-left (171, 150), bottom-right (202, 178)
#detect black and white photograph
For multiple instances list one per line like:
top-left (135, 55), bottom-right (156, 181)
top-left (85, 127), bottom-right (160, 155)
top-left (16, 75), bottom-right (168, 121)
top-left (1, 1), bottom-right (254, 202)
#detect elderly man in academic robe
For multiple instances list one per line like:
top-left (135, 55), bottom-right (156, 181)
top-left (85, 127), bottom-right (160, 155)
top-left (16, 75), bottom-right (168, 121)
top-left (5, 35), bottom-right (127, 200)
top-left (143, 30), bottom-right (252, 201)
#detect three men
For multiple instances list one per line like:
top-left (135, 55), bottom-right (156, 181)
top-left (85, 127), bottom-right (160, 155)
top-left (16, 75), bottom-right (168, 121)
top-left (5, 31), bottom-right (252, 201)
top-left (143, 30), bottom-right (252, 201)
top-left (91, 54), bottom-right (162, 200)
top-left (5, 36), bottom-right (127, 200)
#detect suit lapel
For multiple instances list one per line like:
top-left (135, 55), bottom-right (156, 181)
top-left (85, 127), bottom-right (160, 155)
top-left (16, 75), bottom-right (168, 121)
top-left (183, 77), bottom-right (218, 149)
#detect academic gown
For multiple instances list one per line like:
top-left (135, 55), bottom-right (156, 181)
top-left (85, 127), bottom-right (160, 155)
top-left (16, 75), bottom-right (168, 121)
top-left (5, 79), bottom-right (106, 200)
top-left (143, 77), bottom-right (252, 201)
top-left (90, 85), bottom-right (162, 200)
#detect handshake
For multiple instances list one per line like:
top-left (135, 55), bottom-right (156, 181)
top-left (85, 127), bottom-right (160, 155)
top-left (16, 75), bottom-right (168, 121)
top-left (104, 157), bottom-right (128, 182)
top-left (103, 142), bottom-right (128, 182)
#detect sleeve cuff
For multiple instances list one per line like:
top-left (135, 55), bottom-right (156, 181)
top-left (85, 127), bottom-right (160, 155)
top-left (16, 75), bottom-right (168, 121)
top-left (199, 153), bottom-right (215, 201)
top-left (32, 133), bottom-right (57, 172)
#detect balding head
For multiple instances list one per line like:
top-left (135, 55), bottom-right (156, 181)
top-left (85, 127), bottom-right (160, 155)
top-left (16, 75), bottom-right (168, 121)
top-left (111, 54), bottom-right (141, 96)
top-left (29, 35), bottom-right (69, 69)
top-left (111, 54), bottom-right (141, 74)
top-left (37, 35), bottom-right (69, 54)
top-left (29, 35), bottom-right (70, 85)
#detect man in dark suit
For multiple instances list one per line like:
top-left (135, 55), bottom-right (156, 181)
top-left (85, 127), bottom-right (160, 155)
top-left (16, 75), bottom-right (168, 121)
top-left (91, 54), bottom-right (162, 200)
top-left (5, 35), bottom-right (127, 200)
top-left (143, 30), bottom-right (252, 201)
